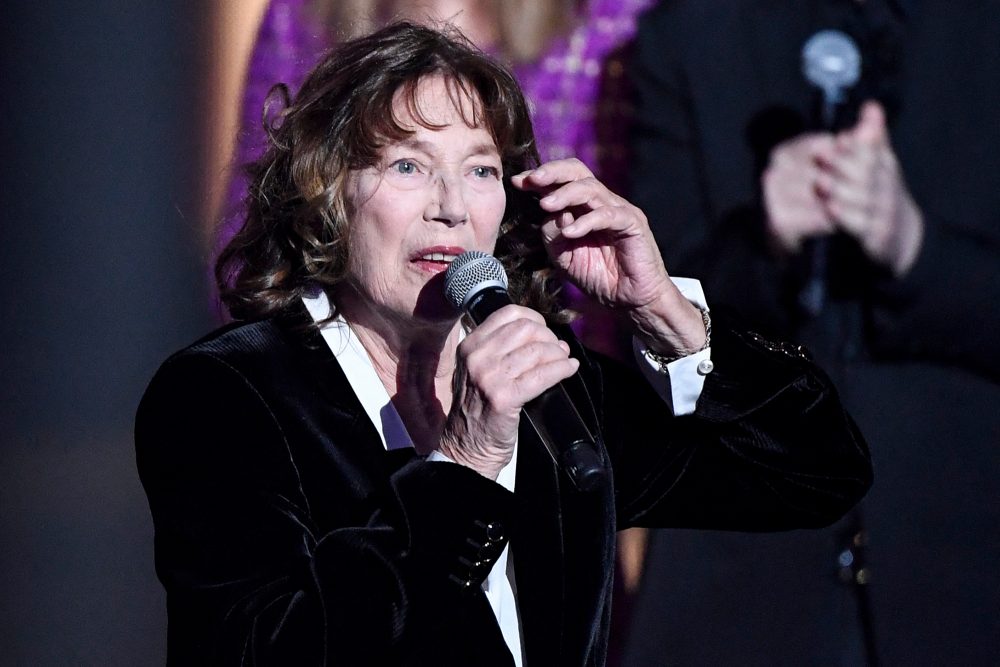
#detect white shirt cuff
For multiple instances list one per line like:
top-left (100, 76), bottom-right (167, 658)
top-left (631, 277), bottom-right (712, 416)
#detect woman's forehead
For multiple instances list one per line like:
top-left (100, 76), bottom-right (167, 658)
top-left (391, 75), bottom-right (489, 134)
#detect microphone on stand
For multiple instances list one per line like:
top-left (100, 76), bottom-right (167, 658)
top-left (803, 30), bottom-right (862, 128)
top-left (443, 251), bottom-right (607, 492)
top-left (799, 30), bottom-right (861, 317)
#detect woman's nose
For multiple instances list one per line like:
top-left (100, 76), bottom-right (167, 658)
top-left (425, 175), bottom-right (469, 226)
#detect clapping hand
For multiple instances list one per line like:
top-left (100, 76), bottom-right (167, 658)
top-left (762, 101), bottom-right (924, 276)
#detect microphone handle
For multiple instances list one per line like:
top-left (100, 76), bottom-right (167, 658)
top-left (522, 384), bottom-right (606, 492)
top-left (799, 237), bottom-right (829, 318)
top-left (800, 94), bottom-right (845, 318)
top-left (465, 287), bottom-right (607, 492)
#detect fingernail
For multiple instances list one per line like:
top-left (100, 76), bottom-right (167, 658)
top-left (540, 194), bottom-right (557, 206)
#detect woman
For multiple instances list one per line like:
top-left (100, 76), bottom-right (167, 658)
top-left (137, 22), bottom-right (871, 666)
top-left (214, 4), bottom-right (660, 632)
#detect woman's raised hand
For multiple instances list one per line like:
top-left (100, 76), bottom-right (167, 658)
top-left (512, 159), bottom-right (707, 359)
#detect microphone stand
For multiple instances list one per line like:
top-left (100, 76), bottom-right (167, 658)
top-left (800, 30), bottom-right (879, 665)
top-left (837, 509), bottom-right (880, 667)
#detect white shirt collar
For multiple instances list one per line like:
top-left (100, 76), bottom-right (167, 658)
top-left (301, 288), bottom-right (415, 451)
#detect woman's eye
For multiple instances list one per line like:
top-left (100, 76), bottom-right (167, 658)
top-left (472, 166), bottom-right (499, 179)
top-left (392, 160), bottom-right (419, 175)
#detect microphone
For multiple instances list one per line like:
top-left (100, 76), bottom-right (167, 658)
top-left (802, 30), bottom-right (861, 128)
top-left (444, 251), bottom-right (607, 492)
top-left (799, 30), bottom-right (862, 316)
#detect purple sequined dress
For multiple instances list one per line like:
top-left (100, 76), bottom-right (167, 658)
top-left (512, 0), bottom-right (655, 195)
top-left (218, 0), bottom-right (327, 255)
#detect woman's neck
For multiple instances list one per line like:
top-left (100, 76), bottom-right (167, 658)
top-left (351, 317), bottom-right (460, 392)
top-left (334, 288), bottom-right (462, 453)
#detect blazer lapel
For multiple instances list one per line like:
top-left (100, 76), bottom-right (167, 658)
top-left (273, 304), bottom-right (403, 530)
top-left (276, 303), bottom-right (383, 443)
top-left (512, 419), bottom-right (567, 665)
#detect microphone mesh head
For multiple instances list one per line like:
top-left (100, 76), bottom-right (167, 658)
top-left (443, 251), bottom-right (508, 311)
top-left (802, 30), bottom-right (861, 101)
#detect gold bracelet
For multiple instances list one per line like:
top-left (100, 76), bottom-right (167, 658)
top-left (645, 307), bottom-right (711, 369)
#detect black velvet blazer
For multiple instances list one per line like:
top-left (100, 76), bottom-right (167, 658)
top-left (135, 305), bottom-right (870, 666)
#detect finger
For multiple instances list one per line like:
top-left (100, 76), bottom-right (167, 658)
top-left (765, 199), bottom-right (835, 250)
top-left (470, 336), bottom-right (571, 384)
top-left (539, 210), bottom-right (577, 236)
top-left (468, 303), bottom-right (546, 336)
top-left (508, 356), bottom-right (581, 404)
top-left (511, 158), bottom-right (595, 191)
top-left (554, 204), bottom-right (645, 240)
top-left (764, 163), bottom-right (827, 205)
top-left (804, 134), bottom-right (839, 164)
top-left (772, 133), bottom-right (836, 168)
top-left (764, 171), bottom-right (829, 212)
top-left (851, 100), bottom-right (887, 146)
top-left (768, 209), bottom-right (834, 241)
top-left (764, 158), bottom-right (824, 191)
top-left (464, 311), bottom-right (562, 365)
top-left (465, 334), bottom-right (574, 406)
top-left (498, 339), bottom-right (575, 379)
top-left (824, 145), bottom-right (879, 184)
top-left (813, 169), bottom-right (834, 199)
top-left (824, 176), bottom-right (870, 212)
top-left (472, 352), bottom-right (580, 415)
top-left (537, 177), bottom-right (622, 214)
top-left (508, 176), bottom-right (561, 200)
top-left (486, 317), bottom-right (563, 355)
top-left (825, 196), bottom-right (872, 238)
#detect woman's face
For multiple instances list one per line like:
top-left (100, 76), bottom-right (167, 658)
top-left (341, 75), bottom-right (507, 325)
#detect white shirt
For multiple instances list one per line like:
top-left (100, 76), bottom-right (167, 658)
top-left (302, 278), bottom-right (710, 666)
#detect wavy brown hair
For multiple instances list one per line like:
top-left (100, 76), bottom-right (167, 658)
top-left (217, 21), bottom-right (566, 323)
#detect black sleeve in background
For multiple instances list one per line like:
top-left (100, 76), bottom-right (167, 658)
top-left (868, 210), bottom-right (1000, 382)
top-left (135, 352), bottom-right (517, 667)
top-left (861, 0), bottom-right (1000, 382)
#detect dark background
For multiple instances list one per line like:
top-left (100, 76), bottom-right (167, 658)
top-left (1, 3), bottom-right (211, 663)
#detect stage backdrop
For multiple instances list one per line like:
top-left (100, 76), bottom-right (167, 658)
top-left (0, 2), bottom-right (211, 664)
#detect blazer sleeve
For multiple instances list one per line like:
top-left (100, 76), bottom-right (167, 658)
top-left (135, 351), bottom-right (518, 666)
top-left (866, 210), bottom-right (1000, 381)
top-left (592, 315), bottom-right (872, 532)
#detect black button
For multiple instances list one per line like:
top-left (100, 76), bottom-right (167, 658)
top-left (474, 519), bottom-right (505, 543)
top-left (459, 555), bottom-right (493, 573)
top-left (485, 521), bottom-right (504, 541)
